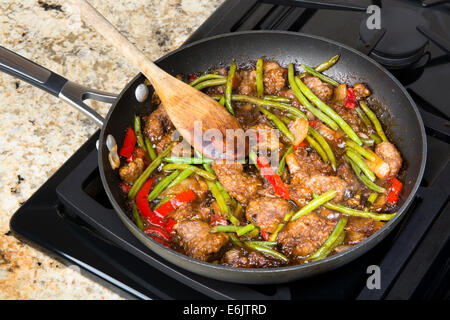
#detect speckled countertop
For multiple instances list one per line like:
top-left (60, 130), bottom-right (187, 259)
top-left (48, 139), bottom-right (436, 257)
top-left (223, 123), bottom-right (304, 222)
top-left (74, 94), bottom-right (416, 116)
top-left (0, 0), bottom-right (224, 300)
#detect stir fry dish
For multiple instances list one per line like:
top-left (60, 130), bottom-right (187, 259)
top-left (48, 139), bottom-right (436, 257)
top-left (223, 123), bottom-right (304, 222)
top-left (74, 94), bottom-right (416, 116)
top-left (112, 56), bottom-right (404, 267)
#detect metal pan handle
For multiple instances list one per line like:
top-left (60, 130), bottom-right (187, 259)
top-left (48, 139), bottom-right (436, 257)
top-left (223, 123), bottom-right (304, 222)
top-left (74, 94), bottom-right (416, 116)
top-left (0, 46), bottom-right (117, 127)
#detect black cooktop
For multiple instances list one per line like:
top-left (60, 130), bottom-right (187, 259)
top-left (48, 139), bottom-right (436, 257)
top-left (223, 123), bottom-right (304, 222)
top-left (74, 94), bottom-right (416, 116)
top-left (10, 0), bottom-right (450, 300)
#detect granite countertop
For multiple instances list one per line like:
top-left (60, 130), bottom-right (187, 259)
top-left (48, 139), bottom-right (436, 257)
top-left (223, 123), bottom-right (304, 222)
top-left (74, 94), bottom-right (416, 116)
top-left (0, 0), bottom-right (224, 300)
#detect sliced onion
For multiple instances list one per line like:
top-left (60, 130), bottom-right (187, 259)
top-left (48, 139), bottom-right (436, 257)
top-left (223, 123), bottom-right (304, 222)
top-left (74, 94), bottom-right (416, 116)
top-left (108, 145), bottom-right (120, 170)
top-left (106, 134), bottom-right (117, 151)
top-left (135, 83), bottom-right (149, 102)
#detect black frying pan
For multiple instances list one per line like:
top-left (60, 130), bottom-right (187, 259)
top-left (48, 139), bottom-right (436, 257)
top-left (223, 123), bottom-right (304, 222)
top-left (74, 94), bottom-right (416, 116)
top-left (0, 31), bottom-right (426, 284)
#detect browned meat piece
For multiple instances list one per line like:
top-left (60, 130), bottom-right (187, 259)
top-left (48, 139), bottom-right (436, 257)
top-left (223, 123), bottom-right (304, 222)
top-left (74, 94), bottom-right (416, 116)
top-left (289, 184), bottom-right (312, 207)
top-left (337, 160), bottom-right (357, 189)
top-left (345, 216), bottom-right (384, 245)
top-left (250, 123), bottom-right (283, 151)
top-left (237, 70), bottom-right (256, 96)
top-left (212, 162), bottom-right (262, 204)
top-left (375, 142), bottom-right (402, 179)
top-left (119, 158), bottom-right (144, 184)
top-left (305, 175), bottom-right (347, 201)
top-left (279, 89), bottom-right (303, 110)
top-left (174, 220), bottom-right (229, 261)
top-left (302, 75), bottom-right (334, 102)
top-left (161, 175), bottom-right (209, 200)
top-left (277, 213), bottom-right (336, 258)
top-left (285, 147), bottom-right (331, 184)
top-left (143, 104), bottom-right (173, 142)
top-left (221, 248), bottom-right (281, 268)
top-left (246, 196), bottom-right (292, 233)
top-left (353, 83), bottom-right (371, 100)
top-left (168, 201), bottom-right (211, 222)
top-left (263, 61), bottom-right (286, 95)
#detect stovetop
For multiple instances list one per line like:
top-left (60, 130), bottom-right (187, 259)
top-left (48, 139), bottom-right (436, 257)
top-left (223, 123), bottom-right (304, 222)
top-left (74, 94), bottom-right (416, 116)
top-left (10, 0), bottom-right (450, 300)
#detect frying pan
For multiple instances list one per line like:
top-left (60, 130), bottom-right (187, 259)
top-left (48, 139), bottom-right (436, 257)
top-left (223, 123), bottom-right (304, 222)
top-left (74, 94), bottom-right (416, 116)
top-left (0, 31), bottom-right (426, 284)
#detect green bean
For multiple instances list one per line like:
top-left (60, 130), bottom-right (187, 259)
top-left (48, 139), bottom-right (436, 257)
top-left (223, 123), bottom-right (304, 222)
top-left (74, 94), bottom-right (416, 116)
top-left (310, 228), bottom-right (346, 262)
top-left (301, 64), bottom-right (339, 87)
top-left (219, 96), bottom-right (225, 106)
top-left (361, 138), bottom-right (375, 147)
top-left (309, 216), bottom-right (348, 261)
top-left (231, 94), bottom-right (307, 120)
top-left (211, 225), bottom-right (240, 233)
top-left (345, 140), bottom-right (375, 161)
top-left (268, 210), bottom-right (294, 242)
top-left (162, 163), bottom-right (216, 181)
top-left (236, 224), bottom-right (256, 236)
top-left (132, 204), bottom-right (144, 230)
top-left (228, 233), bottom-right (243, 246)
top-left (165, 168), bottom-right (194, 189)
top-left (291, 189), bottom-right (337, 221)
top-left (309, 127), bottom-right (336, 171)
top-left (206, 179), bottom-right (230, 216)
top-left (154, 195), bottom-right (174, 210)
top-left (344, 155), bottom-right (386, 193)
top-left (257, 106), bottom-right (294, 142)
top-left (277, 145), bottom-right (294, 176)
top-left (147, 170), bottom-right (180, 201)
top-left (249, 150), bottom-right (259, 170)
top-left (305, 135), bottom-right (328, 164)
top-left (189, 74), bottom-right (225, 87)
top-left (134, 116), bottom-right (146, 149)
top-left (300, 55), bottom-right (340, 78)
top-left (370, 133), bottom-right (382, 144)
top-left (245, 243), bottom-right (289, 263)
top-left (280, 115), bottom-right (293, 125)
top-left (193, 78), bottom-right (227, 91)
top-left (318, 199), bottom-right (396, 221)
top-left (256, 58), bottom-right (264, 98)
top-left (359, 101), bottom-right (388, 142)
top-left (245, 241), bottom-right (277, 248)
top-left (345, 148), bottom-right (376, 182)
top-left (296, 76), bottom-right (362, 146)
top-left (248, 227), bottom-right (261, 238)
top-left (368, 192), bottom-right (378, 204)
top-left (288, 65), bottom-right (339, 130)
top-left (128, 142), bottom-right (174, 199)
top-left (263, 95), bottom-right (291, 103)
top-left (355, 106), bottom-right (372, 128)
top-left (163, 156), bottom-right (214, 164)
top-left (144, 137), bottom-right (157, 161)
top-left (224, 62), bottom-right (237, 115)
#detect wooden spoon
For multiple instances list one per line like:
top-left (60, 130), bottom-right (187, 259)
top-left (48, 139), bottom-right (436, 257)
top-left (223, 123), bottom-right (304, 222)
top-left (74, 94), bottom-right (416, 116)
top-left (71, 0), bottom-right (244, 160)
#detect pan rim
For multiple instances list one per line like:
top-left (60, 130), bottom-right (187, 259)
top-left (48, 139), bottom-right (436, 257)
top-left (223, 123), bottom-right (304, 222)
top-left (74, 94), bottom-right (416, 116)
top-left (98, 30), bottom-right (427, 278)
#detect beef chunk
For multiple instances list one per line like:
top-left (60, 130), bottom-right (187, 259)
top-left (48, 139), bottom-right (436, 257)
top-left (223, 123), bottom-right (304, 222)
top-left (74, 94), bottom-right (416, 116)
top-left (212, 162), bottom-right (262, 204)
top-left (250, 123), bottom-right (283, 152)
top-left (263, 61), bottom-right (286, 95)
top-left (174, 220), bottom-right (229, 261)
top-left (161, 175), bottom-right (209, 200)
top-left (375, 142), bottom-right (402, 179)
top-left (237, 70), bottom-right (256, 96)
top-left (277, 213), bottom-right (336, 258)
top-left (246, 196), bottom-right (292, 233)
top-left (332, 103), bottom-right (366, 134)
top-left (168, 201), bottom-right (211, 222)
top-left (119, 158), bottom-right (144, 184)
top-left (143, 104), bottom-right (173, 142)
top-left (353, 83), bottom-right (371, 100)
top-left (345, 216), bottom-right (384, 245)
top-left (221, 248), bottom-right (281, 268)
top-left (302, 75), bottom-right (334, 102)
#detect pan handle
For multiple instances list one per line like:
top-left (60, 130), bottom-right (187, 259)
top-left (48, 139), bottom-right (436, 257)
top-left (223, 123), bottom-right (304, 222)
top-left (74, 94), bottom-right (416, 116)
top-left (0, 46), bottom-right (117, 127)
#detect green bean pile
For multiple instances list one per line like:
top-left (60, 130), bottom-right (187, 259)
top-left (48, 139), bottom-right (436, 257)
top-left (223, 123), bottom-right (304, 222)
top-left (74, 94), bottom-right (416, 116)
top-left (116, 55), bottom-right (403, 267)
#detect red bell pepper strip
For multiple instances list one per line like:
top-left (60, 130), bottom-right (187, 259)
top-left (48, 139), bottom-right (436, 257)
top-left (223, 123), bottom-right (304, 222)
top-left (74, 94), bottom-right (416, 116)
top-left (309, 120), bottom-right (319, 128)
top-left (386, 177), bottom-right (403, 204)
top-left (144, 225), bottom-right (172, 242)
top-left (293, 140), bottom-right (308, 151)
top-left (136, 178), bottom-right (165, 228)
top-left (345, 87), bottom-right (357, 109)
top-left (154, 190), bottom-right (197, 219)
top-left (256, 156), bottom-right (290, 200)
top-left (210, 214), bottom-right (228, 226)
top-left (119, 182), bottom-right (132, 194)
top-left (261, 230), bottom-right (270, 241)
top-left (120, 127), bottom-right (137, 158)
top-left (164, 218), bottom-right (177, 234)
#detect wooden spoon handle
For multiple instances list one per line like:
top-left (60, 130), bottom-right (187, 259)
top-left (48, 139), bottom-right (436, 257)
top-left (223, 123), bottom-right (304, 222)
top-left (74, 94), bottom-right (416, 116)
top-left (71, 0), bottom-right (165, 84)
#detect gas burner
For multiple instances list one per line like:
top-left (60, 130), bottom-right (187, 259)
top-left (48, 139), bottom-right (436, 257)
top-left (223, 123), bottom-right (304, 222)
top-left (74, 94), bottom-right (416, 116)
top-left (360, 6), bottom-right (430, 69)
